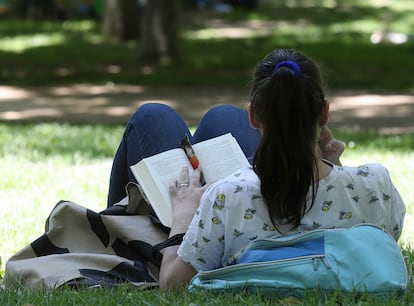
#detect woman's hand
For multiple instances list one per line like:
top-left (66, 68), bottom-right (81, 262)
top-left (318, 126), bottom-right (345, 166)
top-left (168, 166), bottom-right (209, 234)
top-left (160, 167), bottom-right (208, 291)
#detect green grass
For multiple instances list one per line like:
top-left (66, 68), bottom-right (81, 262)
top-left (0, 124), bottom-right (123, 272)
top-left (0, 286), bottom-right (272, 306)
top-left (0, 1), bottom-right (413, 91)
top-left (1, 284), bottom-right (413, 305)
top-left (0, 123), bottom-right (413, 304)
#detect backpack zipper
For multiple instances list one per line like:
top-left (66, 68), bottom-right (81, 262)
top-left (197, 255), bottom-right (328, 279)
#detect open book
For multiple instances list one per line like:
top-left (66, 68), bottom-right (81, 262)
top-left (130, 133), bottom-right (249, 227)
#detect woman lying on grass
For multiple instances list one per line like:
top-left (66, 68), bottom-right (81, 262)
top-left (107, 48), bottom-right (406, 290)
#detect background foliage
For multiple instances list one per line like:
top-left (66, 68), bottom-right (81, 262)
top-left (0, 0), bottom-right (413, 91)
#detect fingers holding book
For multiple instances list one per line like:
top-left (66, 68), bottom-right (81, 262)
top-left (175, 165), bottom-right (190, 190)
top-left (174, 166), bottom-right (205, 192)
top-left (169, 166), bottom-right (210, 228)
top-left (171, 166), bottom-right (207, 200)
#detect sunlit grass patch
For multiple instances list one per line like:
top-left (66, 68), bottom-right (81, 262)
top-left (0, 33), bottom-right (66, 53)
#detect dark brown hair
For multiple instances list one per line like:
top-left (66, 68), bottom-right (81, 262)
top-left (250, 49), bottom-right (326, 228)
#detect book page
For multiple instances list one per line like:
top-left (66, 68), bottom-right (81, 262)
top-left (192, 133), bottom-right (249, 183)
top-left (145, 149), bottom-right (194, 195)
top-left (130, 133), bottom-right (248, 227)
top-left (130, 148), bottom-right (192, 227)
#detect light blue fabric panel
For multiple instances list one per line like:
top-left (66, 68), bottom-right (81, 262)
top-left (323, 225), bottom-right (408, 292)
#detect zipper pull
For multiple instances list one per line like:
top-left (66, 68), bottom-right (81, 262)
top-left (321, 256), bottom-right (331, 269)
top-left (313, 257), bottom-right (319, 271)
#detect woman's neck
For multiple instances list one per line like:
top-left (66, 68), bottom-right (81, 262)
top-left (316, 157), bottom-right (333, 181)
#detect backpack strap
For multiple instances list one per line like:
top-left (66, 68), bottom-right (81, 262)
top-left (151, 233), bottom-right (185, 267)
top-left (154, 233), bottom-right (185, 252)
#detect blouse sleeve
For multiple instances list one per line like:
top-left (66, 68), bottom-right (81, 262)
top-left (370, 164), bottom-right (406, 240)
top-left (384, 169), bottom-right (406, 240)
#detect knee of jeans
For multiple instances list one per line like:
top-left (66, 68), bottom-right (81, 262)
top-left (203, 104), bottom-right (240, 120)
top-left (129, 102), bottom-right (173, 124)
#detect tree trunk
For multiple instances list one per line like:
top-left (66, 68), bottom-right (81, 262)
top-left (140, 0), bottom-right (181, 63)
top-left (161, 0), bottom-right (180, 61)
top-left (11, 0), bottom-right (28, 17)
top-left (102, 0), bottom-right (141, 42)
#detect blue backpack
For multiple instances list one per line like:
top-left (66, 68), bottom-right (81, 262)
top-left (189, 224), bottom-right (408, 297)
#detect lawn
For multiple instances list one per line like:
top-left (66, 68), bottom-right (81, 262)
top-left (0, 0), bottom-right (413, 304)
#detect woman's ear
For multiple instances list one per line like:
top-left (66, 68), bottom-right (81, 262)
top-left (247, 102), bottom-right (260, 129)
top-left (319, 100), bottom-right (330, 126)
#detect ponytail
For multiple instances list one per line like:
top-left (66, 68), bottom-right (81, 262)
top-left (251, 49), bottom-right (325, 228)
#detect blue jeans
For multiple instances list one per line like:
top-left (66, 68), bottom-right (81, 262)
top-left (107, 103), bottom-right (261, 207)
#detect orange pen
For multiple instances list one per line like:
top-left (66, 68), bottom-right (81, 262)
top-left (180, 134), bottom-right (199, 169)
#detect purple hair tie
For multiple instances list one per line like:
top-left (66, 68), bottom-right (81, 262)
top-left (274, 60), bottom-right (301, 77)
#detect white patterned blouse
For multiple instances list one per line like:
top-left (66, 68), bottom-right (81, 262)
top-left (178, 164), bottom-right (406, 272)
